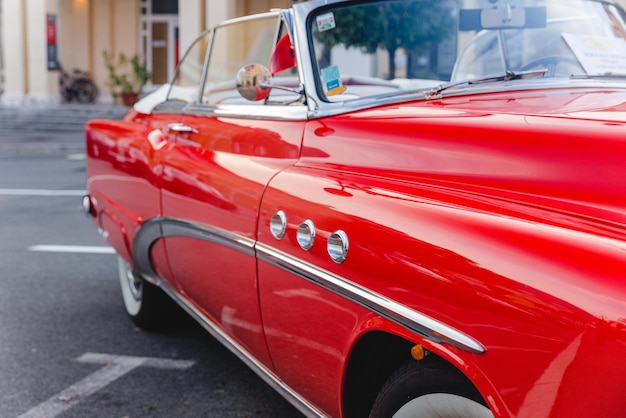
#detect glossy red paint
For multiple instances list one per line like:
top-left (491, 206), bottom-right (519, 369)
top-left (300, 89), bottom-right (626, 237)
top-left (86, 113), bottom-right (178, 268)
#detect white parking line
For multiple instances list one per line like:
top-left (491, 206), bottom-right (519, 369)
top-left (0, 188), bottom-right (86, 196)
top-left (17, 353), bottom-right (195, 418)
top-left (67, 153), bottom-right (86, 161)
top-left (28, 245), bottom-right (115, 254)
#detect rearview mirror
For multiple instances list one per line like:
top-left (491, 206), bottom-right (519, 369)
top-left (460, 6), bottom-right (546, 31)
top-left (481, 7), bottom-right (526, 29)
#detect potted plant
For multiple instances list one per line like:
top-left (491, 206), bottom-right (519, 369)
top-left (103, 50), bottom-right (150, 106)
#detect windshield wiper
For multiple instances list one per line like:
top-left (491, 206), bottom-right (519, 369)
top-left (424, 69), bottom-right (548, 100)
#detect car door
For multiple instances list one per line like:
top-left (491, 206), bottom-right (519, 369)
top-left (112, 30), bottom-right (211, 291)
top-left (160, 13), bottom-right (306, 366)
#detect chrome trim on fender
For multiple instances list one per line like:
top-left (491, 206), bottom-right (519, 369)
top-left (256, 243), bottom-right (485, 354)
top-left (132, 217), bottom-right (255, 283)
top-left (132, 216), bottom-right (485, 354)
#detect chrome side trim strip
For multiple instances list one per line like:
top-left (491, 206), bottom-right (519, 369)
top-left (256, 243), bottom-right (485, 354)
top-left (133, 216), bottom-right (485, 355)
top-left (157, 281), bottom-right (326, 418)
top-left (132, 217), bottom-right (255, 283)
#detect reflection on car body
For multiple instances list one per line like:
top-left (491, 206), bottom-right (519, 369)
top-left (84, 1), bottom-right (626, 416)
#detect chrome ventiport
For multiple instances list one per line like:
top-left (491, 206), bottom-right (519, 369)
top-left (296, 220), bottom-right (316, 251)
top-left (327, 230), bottom-right (349, 263)
top-left (270, 210), bottom-right (287, 239)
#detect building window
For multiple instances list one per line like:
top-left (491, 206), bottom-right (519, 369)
top-left (152, 0), bottom-right (178, 15)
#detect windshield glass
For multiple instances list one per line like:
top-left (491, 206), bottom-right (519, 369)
top-left (308, 0), bottom-right (626, 101)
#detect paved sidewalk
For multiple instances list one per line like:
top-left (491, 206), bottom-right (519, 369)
top-left (0, 103), bottom-right (129, 154)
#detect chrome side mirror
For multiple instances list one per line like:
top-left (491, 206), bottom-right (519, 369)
top-left (236, 63), bottom-right (304, 102)
top-left (236, 64), bottom-right (272, 101)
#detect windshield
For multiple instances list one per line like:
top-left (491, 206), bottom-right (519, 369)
top-left (308, 0), bottom-right (626, 101)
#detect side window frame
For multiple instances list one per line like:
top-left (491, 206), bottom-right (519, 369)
top-left (202, 13), bottom-right (281, 106)
top-left (196, 11), bottom-right (302, 109)
top-left (164, 29), bottom-right (213, 105)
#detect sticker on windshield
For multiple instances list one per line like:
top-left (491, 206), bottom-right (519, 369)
top-left (321, 65), bottom-right (346, 96)
top-left (316, 12), bottom-right (336, 32)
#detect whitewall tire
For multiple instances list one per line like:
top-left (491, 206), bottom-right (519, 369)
top-left (117, 256), bottom-right (172, 330)
top-left (370, 358), bottom-right (493, 418)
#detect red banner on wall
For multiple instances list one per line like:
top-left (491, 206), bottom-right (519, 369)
top-left (47, 14), bottom-right (59, 71)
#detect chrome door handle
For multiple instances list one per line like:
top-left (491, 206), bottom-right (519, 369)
top-left (167, 123), bottom-right (197, 133)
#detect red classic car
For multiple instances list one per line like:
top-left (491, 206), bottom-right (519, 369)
top-left (84, 0), bottom-right (626, 416)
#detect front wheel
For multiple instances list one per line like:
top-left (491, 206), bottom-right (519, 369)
top-left (369, 358), bottom-right (493, 418)
top-left (117, 256), bottom-right (173, 330)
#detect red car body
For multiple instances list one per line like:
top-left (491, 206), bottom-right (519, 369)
top-left (85, 1), bottom-right (626, 417)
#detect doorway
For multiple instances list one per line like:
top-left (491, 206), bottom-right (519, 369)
top-left (140, 0), bottom-right (179, 87)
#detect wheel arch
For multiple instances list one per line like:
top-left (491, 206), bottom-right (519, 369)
top-left (342, 329), bottom-right (491, 418)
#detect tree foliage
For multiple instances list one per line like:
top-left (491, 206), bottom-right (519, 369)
top-left (315, 0), bottom-right (456, 79)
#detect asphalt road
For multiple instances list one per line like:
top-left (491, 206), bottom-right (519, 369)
top-left (0, 138), bottom-right (303, 417)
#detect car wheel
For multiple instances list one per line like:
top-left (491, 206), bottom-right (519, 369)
top-left (369, 358), bottom-right (493, 418)
top-left (117, 255), bottom-right (171, 330)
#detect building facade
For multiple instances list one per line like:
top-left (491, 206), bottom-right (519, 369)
top-left (0, 0), bottom-right (290, 105)
top-left (2, 0), bottom-right (626, 105)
